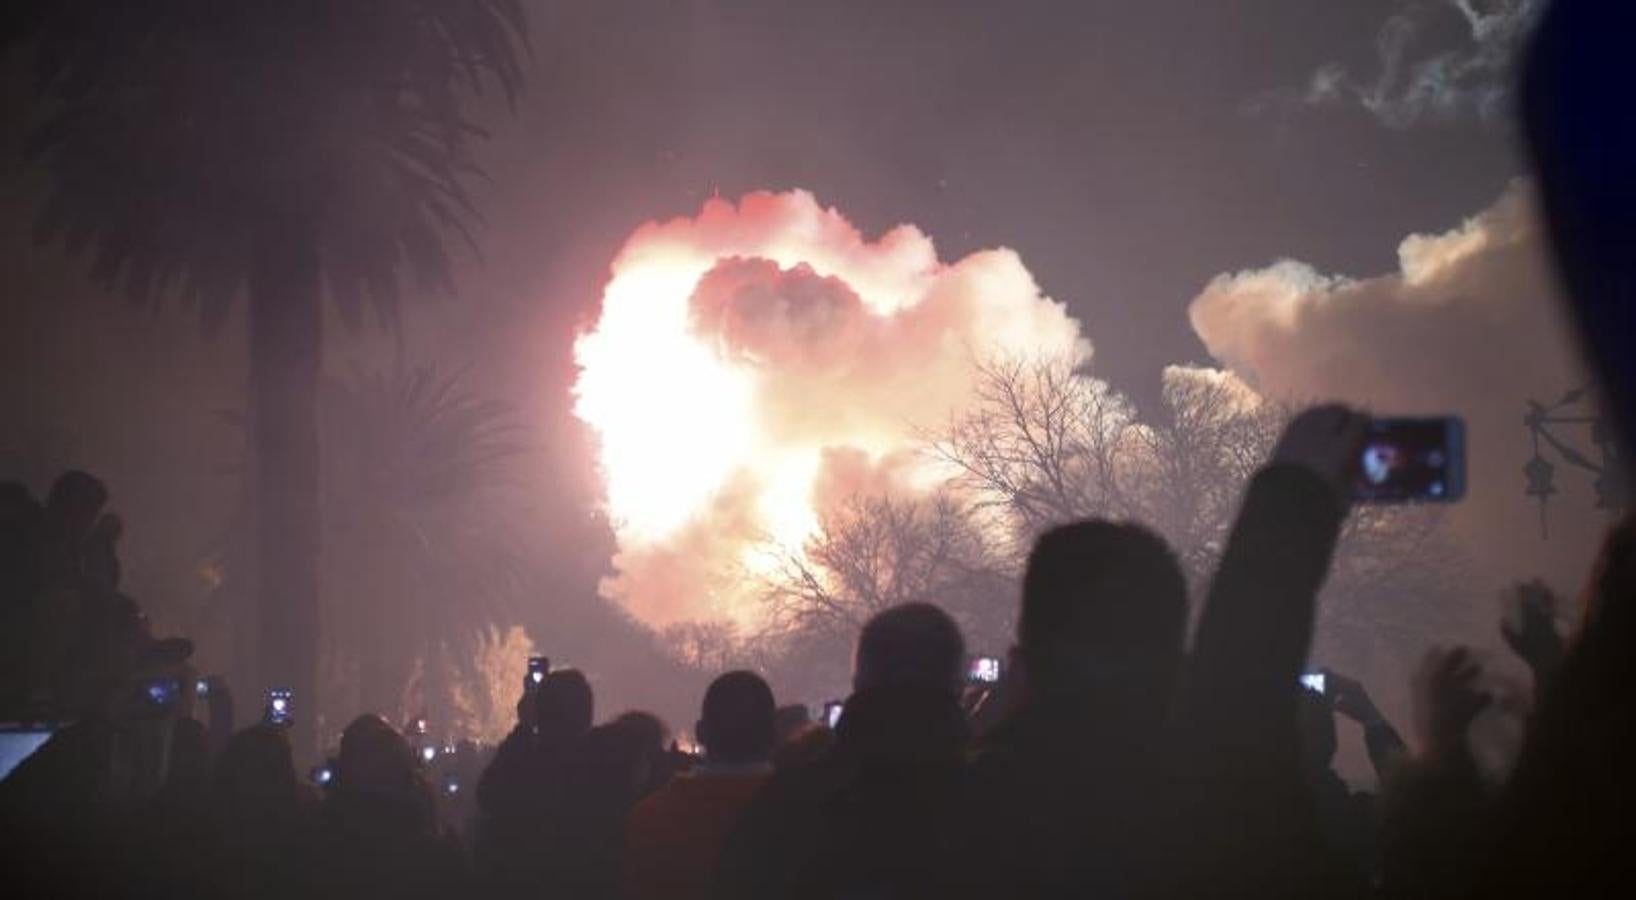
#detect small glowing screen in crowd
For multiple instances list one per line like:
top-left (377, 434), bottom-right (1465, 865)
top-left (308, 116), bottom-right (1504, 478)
top-left (968, 656), bottom-right (1002, 684)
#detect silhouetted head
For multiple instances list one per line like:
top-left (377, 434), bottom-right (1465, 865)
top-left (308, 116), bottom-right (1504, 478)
top-left (853, 602), bottom-right (967, 697)
top-left (46, 470), bottom-right (109, 540)
top-left (614, 710), bottom-right (670, 754)
top-left (773, 703), bottom-right (811, 742)
top-left (214, 724), bottom-right (299, 809)
top-left (696, 670), bottom-right (776, 765)
top-left (1018, 521), bottom-right (1187, 697)
top-left (533, 668), bottom-right (594, 742)
top-left (335, 714), bottom-right (415, 796)
top-left (577, 720), bottom-right (658, 798)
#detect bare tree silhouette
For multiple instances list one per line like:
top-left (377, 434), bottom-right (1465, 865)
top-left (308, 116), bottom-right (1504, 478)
top-left (752, 489), bottom-right (1013, 701)
top-left (932, 351), bottom-right (1465, 705)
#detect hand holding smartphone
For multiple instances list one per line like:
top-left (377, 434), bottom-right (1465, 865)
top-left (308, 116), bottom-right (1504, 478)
top-left (967, 656), bottom-right (1002, 685)
top-left (526, 655), bottom-right (549, 690)
top-left (141, 677), bottom-right (182, 716)
top-left (264, 688), bottom-right (293, 727)
top-left (1353, 417), bottom-right (1465, 503)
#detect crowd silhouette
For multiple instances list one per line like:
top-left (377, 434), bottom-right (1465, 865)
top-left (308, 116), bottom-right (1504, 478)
top-left (5, 3), bottom-right (1636, 897)
top-left (1, 401), bottom-right (1626, 898)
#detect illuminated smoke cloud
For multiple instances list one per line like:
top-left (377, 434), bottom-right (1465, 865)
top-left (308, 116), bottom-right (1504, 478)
top-left (1188, 180), bottom-right (1602, 592)
top-left (573, 190), bottom-right (1085, 627)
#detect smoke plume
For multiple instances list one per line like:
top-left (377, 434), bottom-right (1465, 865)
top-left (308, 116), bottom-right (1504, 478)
top-left (1189, 179), bottom-right (1604, 594)
top-left (1265, 0), bottom-right (1543, 128)
top-left (577, 182), bottom-right (1604, 635)
top-left (573, 190), bottom-right (1084, 627)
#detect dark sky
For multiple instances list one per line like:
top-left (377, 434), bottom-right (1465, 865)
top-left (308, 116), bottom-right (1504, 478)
top-left (445, 0), bottom-right (1525, 422)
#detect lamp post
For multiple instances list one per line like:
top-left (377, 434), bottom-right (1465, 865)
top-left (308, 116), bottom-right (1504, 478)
top-left (1524, 388), bottom-right (1625, 537)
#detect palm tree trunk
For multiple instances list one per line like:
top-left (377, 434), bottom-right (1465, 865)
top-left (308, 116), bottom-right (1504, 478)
top-left (248, 220), bottom-right (322, 759)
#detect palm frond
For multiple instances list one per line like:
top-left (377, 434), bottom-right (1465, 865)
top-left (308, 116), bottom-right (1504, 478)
top-left (318, 363), bottom-right (537, 718)
top-left (11, 0), bottom-right (529, 333)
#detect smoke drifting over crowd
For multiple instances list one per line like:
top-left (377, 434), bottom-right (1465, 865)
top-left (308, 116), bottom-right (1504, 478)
top-left (572, 191), bottom-right (1083, 628)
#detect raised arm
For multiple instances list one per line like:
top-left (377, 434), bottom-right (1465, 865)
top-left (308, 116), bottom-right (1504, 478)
top-left (1184, 406), bottom-right (1366, 760)
top-left (1327, 671), bottom-right (1409, 779)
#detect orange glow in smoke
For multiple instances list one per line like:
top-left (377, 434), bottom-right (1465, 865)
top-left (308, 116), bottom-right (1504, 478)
top-left (572, 191), bottom-right (1083, 627)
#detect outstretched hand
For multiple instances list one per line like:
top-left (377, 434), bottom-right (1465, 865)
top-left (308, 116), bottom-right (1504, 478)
top-left (1323, 670), bottom-right (1383, 726)
top-left (1271, 405), bottom-right (1370, 506)
top-left (1412, 645), bottom-right (1491, 767)
top-left (1499, 579), bottom-right (1565, 676)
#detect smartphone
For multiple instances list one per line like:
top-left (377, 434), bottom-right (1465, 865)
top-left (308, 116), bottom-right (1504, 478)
top-left (194, 677), bottom-right (211, 700)
top-left (526, 655), bottom-right (549, 689)
top-left (420, 745), bottom-right (438, 764)
top-left (265, 688), bottom-right (293, 727)
top-left (442, 772), bottom-right (460, 796)
top-left (0, 726), bottom-right (58, 780)
top-left (409, 716), bottom-right (428, 736)
top-left (310, 764), bottom-right (334, 786)
top-left (1353, 417), bottom-right (1466, 503)
top-left (141, 677), bottom-right (182, 715)
top-left (1299, 672), bottom-right (1326, 695)
top-left (823, 700), bottom-right (845, 729)
top-left (967, 656), bottom-right (1002, 685)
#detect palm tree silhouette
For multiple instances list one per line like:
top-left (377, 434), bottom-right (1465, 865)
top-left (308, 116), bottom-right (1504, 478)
top-left (11, 2), bottom-right (526, 748)
top-left (320, 364), bottom-right (532, 735)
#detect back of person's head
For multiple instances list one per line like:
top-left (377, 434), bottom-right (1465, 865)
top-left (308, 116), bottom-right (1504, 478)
top-left (214, 724), bottom-right (298, 811)
top-left (573, 720), bottom-right (658, 801)
top-left (1019, 520), bottom-right (1187, 694)
top-left (335, 714), bottom-right (415, 797)
top-left (697, 670), bottom-right (776, 765)
top-left (773, 703), bottom-right (811, 742)
top-left (614, 710), bottom-right (669, 754)
top-left (533, 668), bottom-right (594, 742)
top-left (45, 469), bottom-right (108, 536)
top-left (853, 603), bottom-right (966, 696)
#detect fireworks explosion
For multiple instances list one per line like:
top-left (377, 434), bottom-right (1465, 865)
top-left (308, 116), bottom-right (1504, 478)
top-left (573, 191), bottom-right (1085, 627)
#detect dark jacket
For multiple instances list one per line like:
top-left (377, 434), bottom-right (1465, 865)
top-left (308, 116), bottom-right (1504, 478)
top-left (314, 785), bottom-right (466, 900)
top-left (714, 686), bottom-right (969, 900)
top-left (956, 693), bottom-right (1181, 899)
top-left (949, 465), bottom-right (1359, 899)
top-left (1172, 464), bottom-right (1365, 898)
top-left (473, 725), bottom-right (578, 892)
